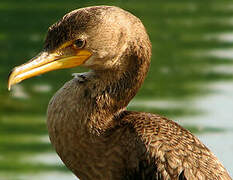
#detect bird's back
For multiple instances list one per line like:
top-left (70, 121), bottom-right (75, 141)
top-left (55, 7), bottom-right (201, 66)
top-left (117, 111), bottom-right (231, 180)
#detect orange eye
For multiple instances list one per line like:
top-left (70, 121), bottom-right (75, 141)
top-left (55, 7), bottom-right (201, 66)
top-left (73, 39), bottom-right (85, 49)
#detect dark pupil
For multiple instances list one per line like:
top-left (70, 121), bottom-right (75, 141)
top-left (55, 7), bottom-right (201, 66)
top-left (74, 39), bottom-right (84, 48)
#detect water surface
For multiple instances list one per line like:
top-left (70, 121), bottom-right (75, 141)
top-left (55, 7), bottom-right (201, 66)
top-left (0, 0), bottom-right (233, 179)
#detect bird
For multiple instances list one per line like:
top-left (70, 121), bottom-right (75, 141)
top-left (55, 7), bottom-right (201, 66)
top-left (8, 5), bottom-right (231, 180)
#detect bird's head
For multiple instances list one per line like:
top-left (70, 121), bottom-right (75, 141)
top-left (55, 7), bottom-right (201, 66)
top-left (8, 6), bottom-right (151, 90)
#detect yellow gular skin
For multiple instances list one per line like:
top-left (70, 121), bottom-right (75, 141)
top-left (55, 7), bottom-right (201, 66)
top-left (8, 49), bottom-right (92, 90)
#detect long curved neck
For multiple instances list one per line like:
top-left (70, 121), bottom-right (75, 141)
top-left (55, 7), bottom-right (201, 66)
top-left (48, 44), bottom-right (151, 136)
top-left (87, 52), bottom-right (150, 134)
top-left (47, 43), bottom-right (151, 177)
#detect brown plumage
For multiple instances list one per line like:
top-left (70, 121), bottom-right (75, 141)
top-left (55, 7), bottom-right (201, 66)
top-left (8, 6), bottom-right (231, 180)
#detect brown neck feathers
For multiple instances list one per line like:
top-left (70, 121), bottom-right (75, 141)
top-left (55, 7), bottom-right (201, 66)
top-left (88, 43), bottom-right (151, 134)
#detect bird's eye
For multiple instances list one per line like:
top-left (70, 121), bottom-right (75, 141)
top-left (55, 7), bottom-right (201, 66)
top-left (73, 39), bottom-right (85, 49)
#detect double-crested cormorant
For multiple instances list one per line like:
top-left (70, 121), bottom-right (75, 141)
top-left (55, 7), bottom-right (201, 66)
top-left (8, 6), bottom-right (231, 180)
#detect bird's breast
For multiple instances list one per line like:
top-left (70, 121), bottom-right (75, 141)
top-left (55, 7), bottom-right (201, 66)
top-left (46, 78), bottom-right (131, 179)
top-left (46, 79), bottom-right (92, 170)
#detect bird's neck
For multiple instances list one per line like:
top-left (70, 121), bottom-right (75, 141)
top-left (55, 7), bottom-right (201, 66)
top-left (48, 45), bottom-right (151, 136)
top-left (47, 44), bottom-right (151, 175)
top-left (86, 54), bottom-right (150, 134)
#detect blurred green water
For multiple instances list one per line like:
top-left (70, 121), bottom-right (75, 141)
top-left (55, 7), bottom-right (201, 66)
top-left (1, 0), bottom-right (233, 179)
